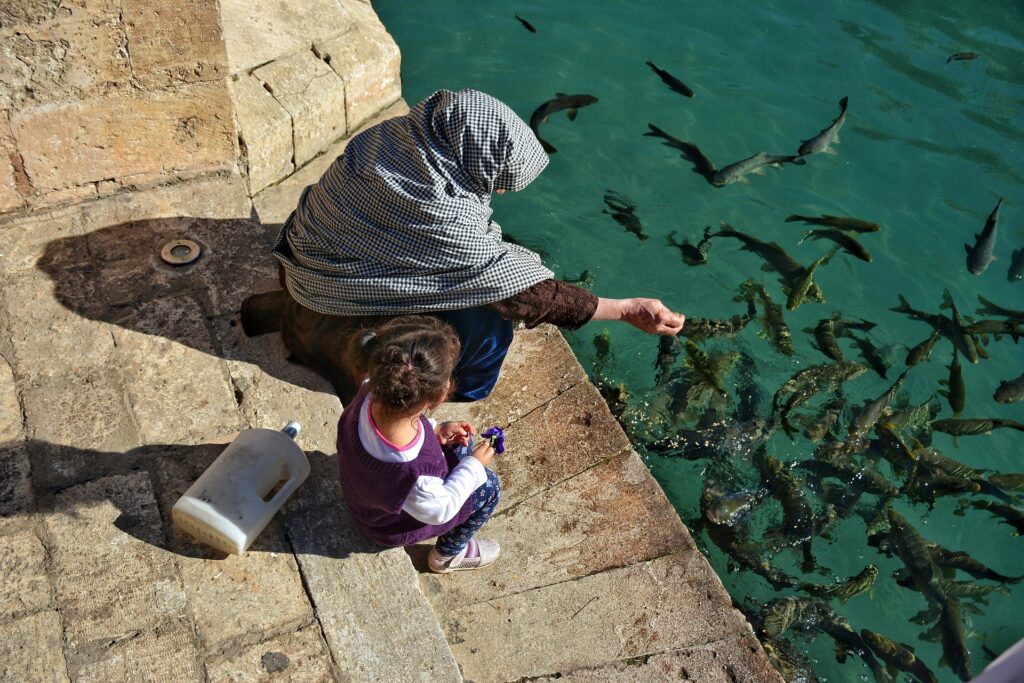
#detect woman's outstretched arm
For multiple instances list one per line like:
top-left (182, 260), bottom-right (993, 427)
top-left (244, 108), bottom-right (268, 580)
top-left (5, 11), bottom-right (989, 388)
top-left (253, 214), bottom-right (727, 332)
top-left (592, 297), bottom-right (685, 335)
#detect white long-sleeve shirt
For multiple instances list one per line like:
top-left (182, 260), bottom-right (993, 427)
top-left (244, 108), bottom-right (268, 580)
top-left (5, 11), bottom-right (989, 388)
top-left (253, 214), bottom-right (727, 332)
top-left (357, 393), bottom-right (486, 525)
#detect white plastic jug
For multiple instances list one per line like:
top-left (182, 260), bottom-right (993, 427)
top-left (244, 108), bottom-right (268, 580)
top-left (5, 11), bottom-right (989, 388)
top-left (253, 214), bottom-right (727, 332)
top-left (172, 422), bottom-right (310, 555)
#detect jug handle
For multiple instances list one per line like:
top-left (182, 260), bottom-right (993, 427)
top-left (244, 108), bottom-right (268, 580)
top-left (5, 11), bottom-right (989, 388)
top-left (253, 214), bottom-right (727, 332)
top-left (265, 470), bottom-right (303, 509)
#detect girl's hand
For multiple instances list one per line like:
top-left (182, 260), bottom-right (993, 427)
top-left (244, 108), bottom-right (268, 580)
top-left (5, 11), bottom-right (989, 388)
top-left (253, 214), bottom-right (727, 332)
top-left (437, 420), bottom-right (475, 446)
top-left (471, 440), bottom-right (495, 468)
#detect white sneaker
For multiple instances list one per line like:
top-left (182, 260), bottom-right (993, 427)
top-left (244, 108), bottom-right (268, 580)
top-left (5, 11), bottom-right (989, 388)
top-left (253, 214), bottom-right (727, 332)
top-left (428, 538), bottom-right (501, 573)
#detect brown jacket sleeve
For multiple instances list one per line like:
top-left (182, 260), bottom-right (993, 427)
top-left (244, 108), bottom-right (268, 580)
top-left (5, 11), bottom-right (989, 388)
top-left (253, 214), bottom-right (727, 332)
top-left (487, 279), bottom-right (599, 330)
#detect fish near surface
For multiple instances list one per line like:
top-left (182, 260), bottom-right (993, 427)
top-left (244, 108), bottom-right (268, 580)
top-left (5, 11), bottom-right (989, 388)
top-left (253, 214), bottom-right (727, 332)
top-left (798, 564), bottom-right (878, 602)
top-left (645, 59), bottom-right (694, 97)
top-left (738, 279), bottom-right (795, 356)
top-left (785, 213), bottom-right (881, 233)
top-left (644, 124), bottom-right (717, 183)
top-left (940, 289), bottom-right (982, 364)
top-left (975, 295), bottom-right (1024, 320)
top-left (939, 348), bottom-right (966, 416)
top-left (800, 228), bottom-right (872, 262)
top-left (528, 93), bottom-right (599, 154)
top-left (932, 417), bottom-right (1024, 436)
top-left (848, 367), bottom-right (911, 440)
top-left (1009, 247), bottom-right (1024, 282)
top-left (667, 226), bottom-right (713, 266)
top-left (861, 629), bottom-right (939, 683)
top-left (995, 372), bottom-right (1024, 404)
top-left (965, 198), bottom-right (1003, 275)
top-left (798, 96), bottom-right (849, 156)
top-left (602, 191), bottom-right (647, 241)
top-left (947, 51), bottom-right (981, 63)
top-left (716, 226), bottom-right (824, 300)
top-left (762, 456), bottom-right (818, 571)
top-left (906, 329), bottom-right (942, 367)
top-left (711, 151), bottom-right (806, 187)
top-left (786, 247), bottom-right (838, 311)
top-left (514, 14), bottom-right (537, 32)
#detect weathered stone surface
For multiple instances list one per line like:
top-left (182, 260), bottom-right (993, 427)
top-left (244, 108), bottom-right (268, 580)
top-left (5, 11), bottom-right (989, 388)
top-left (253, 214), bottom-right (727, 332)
top-left (315, 23), bottom-right (400, 131)
top-left (11, 83), bottom-right (236, 192)
top-left (252, 99), bottom-right (408, 224)
top-left (0, 443), bottom-right (34, 534)
top-left (112, 294), bottom-right (244, 444)
top-left (0, 531), bottom-right (50, 620)
top-left (70, 625), bottom-right (203, 682)
top-left (0, 353), bottom-right (22, 441)
top-left (0, 150), bottom-right (22, 213)
top-left (495, 380), bottom-right (632, 511)
top-left (418, 450), bottom-right (693, 606)
top-left (0, 610), bottom-right (69, 682)
top-left (188, 218), bottom-right (280, 317)
top-left (532, 634), bottom-right (784, 683)
top-left (44, 472), bottom-right (191, 650)
top-left (205, 625), bottom-right (334, 682)
top-left (431, 324), bottom-right (589, 432)
top-left (151, 448), bottom-right (314, 654)
top-left (122, 0), bottom-right (227, 87)
top-left (254, 51), bottom-right (347, 166)
top-left (230, 74), bottom-right (294, 194)
top-left (214, 313), bottom-right (340, 454)
top-left (218, 0), bottom-right (357, 74)
top-left (284, 502), bottom-right (461, 683)
top-left (0, 201), bottom-right (88, 275)
top-left (444, 552), bottom-right (752, 682)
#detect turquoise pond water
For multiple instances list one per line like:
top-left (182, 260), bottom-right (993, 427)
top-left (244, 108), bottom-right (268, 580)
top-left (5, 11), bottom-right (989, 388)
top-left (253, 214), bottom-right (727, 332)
top-left (374, 1), bottom-right (1023, 680)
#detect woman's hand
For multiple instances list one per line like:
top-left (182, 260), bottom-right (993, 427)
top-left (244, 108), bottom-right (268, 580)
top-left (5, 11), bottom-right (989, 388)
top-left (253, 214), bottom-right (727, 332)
top-left (471, 439), bottom-right (496, 467)
top-left (593, 297), bottom-right (685, 335)
top-left (436, 420), bottom-right (475, 446)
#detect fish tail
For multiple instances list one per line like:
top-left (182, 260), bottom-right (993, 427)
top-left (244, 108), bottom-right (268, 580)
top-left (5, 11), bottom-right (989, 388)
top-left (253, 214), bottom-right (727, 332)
top-left (892, 295), bottom-right (914, 315)
top-left (940, 288), bottom-right (954, 310)
top-left (838, 96), bottom-right (849, 111)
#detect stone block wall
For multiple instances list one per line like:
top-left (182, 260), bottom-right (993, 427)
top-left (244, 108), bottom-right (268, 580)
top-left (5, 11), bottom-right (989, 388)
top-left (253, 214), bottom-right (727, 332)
top-left (0, 0), bottom-right (402, 214)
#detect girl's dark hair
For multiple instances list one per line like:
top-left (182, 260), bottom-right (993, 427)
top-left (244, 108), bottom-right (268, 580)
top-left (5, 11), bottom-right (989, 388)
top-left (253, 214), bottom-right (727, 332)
top-left (348, 316), bottom-right (460, 414)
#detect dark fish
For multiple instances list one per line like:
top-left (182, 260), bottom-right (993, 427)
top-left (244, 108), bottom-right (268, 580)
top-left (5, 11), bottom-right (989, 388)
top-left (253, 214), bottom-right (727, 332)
top-left (514, 14), bottom-right (537, 32)
top-left (680, 296), bottom-right (756, 342)
top-left (602, 191), bottom-right (647, 241)
top-left (529, 93), bottom-right (599, 154)
top-left (939, 348), bottom-right (966, 416)
top-left (797, 96), bottom-right (849, 156)
top-left (886, 509), bottom-right (945, 603)
top-left (800, 602), bottom-right (890, 681)
top-left (798, 564), bottom-right (878, 602)
top-left (762, 456), bottom-right (818, 571)
top-left (846, 332), bottom-right (891, 378)
top-left (1009, 248), bottom-right (1024, 282)
top-left (876, 421), bottom-right (919, 469)
top-left (800, 228), bottom-right (872, 262)
top-left (644, 124), bottom-right (717, 183)
top-left (988, 473), bottom-right (1024, 491)
top-left (904, 473), bottom-right (980, 506)
top-left (861, 629), bottom-right (939, 683)
top-left (893, 294), bottom-right (979, 364)
top-left (712, 151), bottom-right (805, 187)
top-left (849, 368), bottom-right (911, 440)
top-left (797, 456), bottom-right (897, 497)
top-left (957, 499), bottom-right (1024, 535)
top-left (967, 319), bottom-right (1023, 342)
top-left (773, 360), bottom-right (867, 436)
top-left (929, 545), bottom-right (1021, 583)
top-left (645, 59), bottom-right (694, 97)
top-left (761, 636), bottom-right (821, 683)
top-left (906, 329), bottom-right (942, 367)
top-left (947, 52), bottom-right (981, 64)
top-left (716, 225), bottom-right (824, 300)
top-left (807, 313), bottom-right (876, 362)
top-left (799, 394), bottom-right (846, 443)
top-left (786, 247), bottom-right (837, 311)
top-left (965, 198), bottom-right (1002, 275)
top-left (975, 295), bottom-right (1024, 321)
top-left (932, 417), bottom-right (1024, 436)
top-left (564, 269), bottom-right (596, 289)
top-left (705, 488), bottom-right (769, 526)
top-left (653, 334), bottom-right (681, 388)
top-left (939, 289), bottom-right (981, 365)
top-left (785, 213), bottom-right (881, 233)
top-left (934, 598), bottom-right (971, 681)
top-left (739, 279), bottom-right (794, 356)
top-left (683, 338), bottom-right (737, 398)
top-left (667, 226), bottom-right (713, 266)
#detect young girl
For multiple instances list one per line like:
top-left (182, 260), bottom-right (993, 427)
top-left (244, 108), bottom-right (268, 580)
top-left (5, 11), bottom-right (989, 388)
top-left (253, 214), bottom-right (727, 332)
top-left (336, 315), bottom-right (502, 572)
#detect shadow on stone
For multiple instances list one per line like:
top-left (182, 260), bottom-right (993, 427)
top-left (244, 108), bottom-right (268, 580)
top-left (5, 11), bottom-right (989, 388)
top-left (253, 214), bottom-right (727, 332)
top-left (34, 216), bottom-right (332, 396)
top-left (4, 438), bottom-right (380, 562)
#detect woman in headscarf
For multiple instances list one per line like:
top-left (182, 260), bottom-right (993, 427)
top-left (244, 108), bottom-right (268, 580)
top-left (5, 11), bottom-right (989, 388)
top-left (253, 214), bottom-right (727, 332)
top-left (250, 89), bottom-right (684, 403)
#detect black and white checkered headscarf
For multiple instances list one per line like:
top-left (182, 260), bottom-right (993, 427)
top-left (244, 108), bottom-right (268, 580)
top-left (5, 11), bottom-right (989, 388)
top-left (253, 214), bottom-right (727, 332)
top-left (272, 89), bottom-right (553, 316)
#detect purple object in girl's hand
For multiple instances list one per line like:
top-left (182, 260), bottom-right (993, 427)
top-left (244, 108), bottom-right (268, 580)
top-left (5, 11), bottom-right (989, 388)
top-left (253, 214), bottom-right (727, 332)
top-left (482, 426), bottom-right (505, 454)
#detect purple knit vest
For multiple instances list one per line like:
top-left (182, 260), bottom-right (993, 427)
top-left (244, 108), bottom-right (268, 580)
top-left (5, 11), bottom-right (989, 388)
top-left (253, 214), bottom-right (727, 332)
top-left (336, 384), bottom-right (474, 547)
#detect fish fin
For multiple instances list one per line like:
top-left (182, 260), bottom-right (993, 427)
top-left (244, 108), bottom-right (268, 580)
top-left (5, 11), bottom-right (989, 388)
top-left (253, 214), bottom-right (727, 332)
top-left (784, 215), bottom-right (804, 223)
top-left (838, 96), bottom-right (849, 111)
top-left (940, 289), bottom-right (954, 310)
top-left (752, 167), bottom-right (767, 175)
top-left (824, 147), bottom-right (839, 155)
top-left (555, 92), bottom-right (567, 98)
top-left (566, 108), bottom-right (578, 122)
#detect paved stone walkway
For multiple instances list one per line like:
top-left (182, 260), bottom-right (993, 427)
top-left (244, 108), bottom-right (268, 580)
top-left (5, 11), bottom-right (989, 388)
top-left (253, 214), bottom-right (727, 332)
top-left (0, 107), bottom-right (780, 683)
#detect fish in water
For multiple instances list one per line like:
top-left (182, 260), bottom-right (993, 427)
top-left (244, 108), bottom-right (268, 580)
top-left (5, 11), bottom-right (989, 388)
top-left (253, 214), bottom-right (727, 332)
top-left (906, 329), bottom-right (942, 367)
top-left (931, 417), bottom-right (1024, 436)
top-left (786, 247), bottom-right (837, 311)
top-left (968, 318), bottom-right (1024, 342)
top-left (645, 59), bottom-right (694, 97)
top-left (514, 14), bottom-right (536, 32)
top-left (739, 279), bottom-right (794, 356)
top-left (848, 368), bottom-right (911, 440)
top-left (715, 225), bottom-right (824, 300)
top-left (940, 289), bottom-right (982, 365)
top-left (680, 297), bottom-right (757, 342)
top-left (939, 348), bottom-right (966, 416)
top-left (800, 228), bottom-right (872, 262)
top-left (975, 295), bottom-right (1024, 321)
top-left (785, 213), bottom-right (881, 233)
top-left (667, 226), bottom-right (713, 266)
top-left (965, 198), bottom-right (1003, 275)
top-left (798, 565), bottom-right (878, 602)
top-left (564, 269), bottom-right (596, 289)
top-left (774, 361), bottom-right (867, 438)
top-left (529, 93), bottom-right (599, 154)
top-left (989, 473), bottom-right (1024, 492)
top-left (602, 191), bottom-right (647, 241)
top-left (947, 51), bottom-right (981, 64)
top-left (846, 332), bottom-right (891, 378)
top-left (797, 96), bottom-right (849, 156)
top-left (643, 125), bottom-right (804, 186)
top-left (957, 499), bottom-right (1024, 535)
top-left (995, 372), bottom-right (1024, 404)
top-left (885, 509), bottom-right (945, 603)
top-left (861, 629), bottom-right (939, 683)
top-left (893, 294), bottom-right (980, 364)
top-left (1009, 247), bottom-right (1024, 282)
top-left (762, 456), bottom-right (818, 572)
top-left (929, 545), bottom-right (1022, 583)
top-left (807, 313), bottom-right (876, 362)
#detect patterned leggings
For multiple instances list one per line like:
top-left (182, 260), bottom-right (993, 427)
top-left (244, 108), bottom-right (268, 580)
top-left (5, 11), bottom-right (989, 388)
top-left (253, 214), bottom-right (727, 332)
top-left (435, 442), bottom-right (501, 556)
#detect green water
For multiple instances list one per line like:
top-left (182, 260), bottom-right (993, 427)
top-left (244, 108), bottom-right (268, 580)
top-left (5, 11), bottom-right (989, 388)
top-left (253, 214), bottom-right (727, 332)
top-left (375, 1), bottom-right (1023, 680)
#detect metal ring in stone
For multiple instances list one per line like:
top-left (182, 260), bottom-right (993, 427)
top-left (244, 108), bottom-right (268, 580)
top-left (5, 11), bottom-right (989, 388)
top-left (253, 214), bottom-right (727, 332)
top-left (160, 239), bottom-right (202, 266)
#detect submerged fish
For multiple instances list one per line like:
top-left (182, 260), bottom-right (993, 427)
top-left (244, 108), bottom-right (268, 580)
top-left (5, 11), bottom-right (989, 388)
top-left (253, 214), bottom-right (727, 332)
top-left (988, 473), bottom-right (1024, 492)
top-left (939, 289), bottom-right (981, 365)
top-left (995, 373), bottom-right (1024, 404)
top-left (667, 226), bottom-right (713, 266)
top-left (514, 14), bottom-right (537, 32)
top-left (800, 228), bottom-right (872, 262)
top-left (602, 191), bottom-right (647, 241)
top-left (786, 247), bottom-right (837, 311)
top-left (947, 51), bottom-right (981, 64)
top-left (893, 294), bottom-right (979, 364)
top-left (798, 565), bottom-right (878, 602)
top-left (797, 96), bottom-right (849, 156)
top-left (939, 348), bottom-right (966, 417)
top-left (680, 297), bottom-right (756, 342)
top-left (848, 368), bottom-right (910, 440)
top-left (645, 59), bottom-right (694, 97)
top-left (846, 332), bottom-right (892, 378)
top-left (739, 279), bottom-right (794, 356)
top-left (975, 295), bottom-right (1024, 321)
top-left (644, 124), bottom-right (717, 183)
top-left (931, 417), bottom-right (1024, 436)
top-left (529, 93), bottom-right (599, 154)
top-left (1009, 247), bottom-right (1024, 282)
top-left (763, 456), bottom-right (818, 571)
top-left (929, 545), bottom-right (1021, 583)
top-left (716, 225), bottom-right (824, 300)
top-left (965, 198), bottom-right (1003, 275)
top-left (712, 151), bottom-right (805, 187)
top-left (957, 499), bottom-right (1024, 535)
top-left (906, 329), bottom-right (942, 367)
top-left (785, 213), bottom-right (881, 233)
top-left (861, 629), bottom-right (939, 683)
